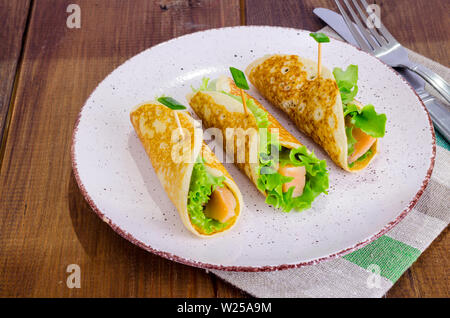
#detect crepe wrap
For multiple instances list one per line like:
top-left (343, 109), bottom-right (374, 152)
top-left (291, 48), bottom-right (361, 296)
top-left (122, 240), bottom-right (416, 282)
top-left (187, 78), bottom-right (305, 196)
top-left (130, 102), bottom-right (243, 237)
top-left (246, 54), bottom-right (377, 172)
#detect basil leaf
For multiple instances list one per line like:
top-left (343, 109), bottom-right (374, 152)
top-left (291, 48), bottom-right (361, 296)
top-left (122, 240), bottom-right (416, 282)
top-left (157, 96), bottom-right (187, 110)
top-left (309, 32), bottom-right (330, 43)
top-left (229, 67), bottom-right (250, 90)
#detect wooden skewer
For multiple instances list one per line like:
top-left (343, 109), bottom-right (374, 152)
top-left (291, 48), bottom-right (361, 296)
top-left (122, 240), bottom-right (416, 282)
top-left (173, 111), bottom-right (184, 140)
top-left (317, 42), bottom-right (322, 77)
top-left (239, 88), bottom-right (249, 115)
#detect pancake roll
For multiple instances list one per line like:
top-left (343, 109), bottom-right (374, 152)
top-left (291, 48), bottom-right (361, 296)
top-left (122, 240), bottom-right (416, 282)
top-left (246, 54), bottom-right (386, 172)
top-left (130, 102), bottom-right (243, 237)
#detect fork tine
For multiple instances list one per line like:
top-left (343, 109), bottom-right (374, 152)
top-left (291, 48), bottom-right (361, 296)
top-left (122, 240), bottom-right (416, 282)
top-left (352, 0), bottom-right (387, 45)
top-left (334, 0), bottom-right (372, 51)
top-left (343, 0), bottom-right (379, 49)
top-left (360, 0), bottom-right (397, 43)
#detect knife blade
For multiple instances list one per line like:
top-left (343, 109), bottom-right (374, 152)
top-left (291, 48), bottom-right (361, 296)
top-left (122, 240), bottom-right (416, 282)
top-left (314, 8), bottom-right (358, 46)
top-left (314, 7), bottom-right (450, 143)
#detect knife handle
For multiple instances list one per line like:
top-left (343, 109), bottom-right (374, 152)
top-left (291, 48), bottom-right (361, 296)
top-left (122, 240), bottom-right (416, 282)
top-left (418, 89), bottom-right (450, 143)
top-left (405, 63), bottom-right (450, 105)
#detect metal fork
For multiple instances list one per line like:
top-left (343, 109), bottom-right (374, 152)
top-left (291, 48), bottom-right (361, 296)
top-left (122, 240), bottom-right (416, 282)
top-left (335, 0), bottom-right (450, 105)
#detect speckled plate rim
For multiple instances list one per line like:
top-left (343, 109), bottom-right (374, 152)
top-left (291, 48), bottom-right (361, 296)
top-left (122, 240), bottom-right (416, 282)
top-left (71, 26), bottom-right (436, 272)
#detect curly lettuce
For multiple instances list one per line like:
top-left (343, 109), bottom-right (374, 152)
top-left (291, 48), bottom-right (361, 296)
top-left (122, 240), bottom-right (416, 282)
top-left (333, 65), bottom-right (386, 163)
top-left (187, 158), bottom-right (232, 234)
top-left (257, 134), bottom-right (329, 212)
top-left (333, 65), bottom-right (359, 104)
top-left (344, 104), bottom-right (386, 138)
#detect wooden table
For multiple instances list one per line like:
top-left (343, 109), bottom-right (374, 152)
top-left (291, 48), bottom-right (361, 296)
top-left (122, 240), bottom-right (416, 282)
top-left (0, 0), bottom-right (448, 297)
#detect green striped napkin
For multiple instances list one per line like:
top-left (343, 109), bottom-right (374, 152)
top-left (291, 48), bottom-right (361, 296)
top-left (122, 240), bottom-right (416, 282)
top-left (211, 28), bottom-right (449, 298)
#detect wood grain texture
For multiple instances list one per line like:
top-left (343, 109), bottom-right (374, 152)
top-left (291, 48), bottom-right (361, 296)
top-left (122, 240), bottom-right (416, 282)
top-left (0, 0), bottom-right (240, 297)
top-left (245, 0), bottom-right (450, 298)
top-left (0, 0), bottom-right (30, 157)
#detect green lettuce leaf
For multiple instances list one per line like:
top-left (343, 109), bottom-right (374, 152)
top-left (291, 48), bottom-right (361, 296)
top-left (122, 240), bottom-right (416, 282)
top-left (191, 77), bottom-right (210, 93)
top-left (348, 149), bottom-right (373, 168)
top-left (346, 126), bottom-right (357, 156)
top-left (345, 104), bottom-right (387, 138)
top-left (333, 65), bottom-right (359, 104)
top-left (256, 127), bottom-right (328, 212)
top-left (343, 103), bottom-right (359, 117)
top-left (257, 145), bottom-right (329, 212)
top-left (357, 149), bottom-right (373, 162)
top-left (187, 158), bottom-right (231, 234)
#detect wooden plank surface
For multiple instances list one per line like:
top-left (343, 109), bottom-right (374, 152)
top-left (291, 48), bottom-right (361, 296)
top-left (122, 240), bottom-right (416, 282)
top-left (0, 0), bottom-right (30, 158)
top-left (0, 0), bottom-right (241, 297)
top-left (0, 0), bottom-right (448, 298)
top-left (245, 0), bottom-right (449, 298)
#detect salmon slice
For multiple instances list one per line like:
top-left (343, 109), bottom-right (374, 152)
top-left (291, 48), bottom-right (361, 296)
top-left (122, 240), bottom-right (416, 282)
top-left (204, 186), bottom-right (237, 223)
top-left (348, 127), bottom-right (376, 164)
top-left (278, 165), bottom-right (306, 197)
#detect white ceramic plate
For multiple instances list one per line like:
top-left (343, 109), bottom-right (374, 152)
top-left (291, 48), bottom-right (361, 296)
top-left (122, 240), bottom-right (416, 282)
top-left (72, 26), bottom-right (435, 271)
